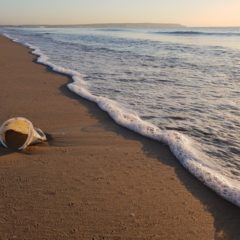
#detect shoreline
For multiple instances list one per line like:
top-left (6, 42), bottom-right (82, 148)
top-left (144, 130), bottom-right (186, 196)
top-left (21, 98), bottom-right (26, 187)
top-left (5, 32), bottom-right (240, 208)
top-left (0, 35), bottom-right (240, 239)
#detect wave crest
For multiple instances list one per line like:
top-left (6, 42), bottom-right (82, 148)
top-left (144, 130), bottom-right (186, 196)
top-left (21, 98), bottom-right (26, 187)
top-left (154, 30), bottom-right (240, 37)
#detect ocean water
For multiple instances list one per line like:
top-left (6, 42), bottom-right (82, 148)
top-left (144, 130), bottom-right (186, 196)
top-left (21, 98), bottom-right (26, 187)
top-left (1, 27), bottom-right (240, 207)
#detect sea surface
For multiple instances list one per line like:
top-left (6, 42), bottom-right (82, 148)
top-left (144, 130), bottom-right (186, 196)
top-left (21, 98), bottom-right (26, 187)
top-left (1, 26), bottom-right (240, 206)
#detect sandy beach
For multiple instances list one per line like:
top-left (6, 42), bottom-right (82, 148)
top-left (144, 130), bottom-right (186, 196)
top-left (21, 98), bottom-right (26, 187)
top-left (0, 35), bottom-right (239, 239)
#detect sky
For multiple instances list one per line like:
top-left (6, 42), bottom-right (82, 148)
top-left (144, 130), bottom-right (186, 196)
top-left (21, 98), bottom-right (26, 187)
top-left (0, 0), bottom-right (240, 27)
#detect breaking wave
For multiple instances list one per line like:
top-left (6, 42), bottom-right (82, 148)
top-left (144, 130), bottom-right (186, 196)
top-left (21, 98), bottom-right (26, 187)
top-left (153, 30), bottom-right (240, 37)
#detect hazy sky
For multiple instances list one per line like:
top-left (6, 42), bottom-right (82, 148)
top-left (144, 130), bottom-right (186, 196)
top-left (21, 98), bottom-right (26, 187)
top-left (0, 0), bottom-right (240, 27)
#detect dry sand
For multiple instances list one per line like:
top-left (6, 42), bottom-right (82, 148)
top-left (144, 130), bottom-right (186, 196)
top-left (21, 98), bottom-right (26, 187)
top-left (0, 35), bottom-right (239, 240)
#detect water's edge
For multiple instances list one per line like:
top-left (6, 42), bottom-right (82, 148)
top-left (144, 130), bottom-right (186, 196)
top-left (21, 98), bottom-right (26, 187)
top-left (2, 33), bottom-right (239, 207)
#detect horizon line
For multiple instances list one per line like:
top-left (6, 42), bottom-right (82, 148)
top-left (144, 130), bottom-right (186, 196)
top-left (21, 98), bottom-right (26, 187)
top-left (0, 22), bottom-right (240, 28)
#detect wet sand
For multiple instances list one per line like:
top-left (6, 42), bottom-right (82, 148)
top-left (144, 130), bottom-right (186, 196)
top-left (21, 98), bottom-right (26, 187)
top-left (0, 35), bottom-right (239, 240)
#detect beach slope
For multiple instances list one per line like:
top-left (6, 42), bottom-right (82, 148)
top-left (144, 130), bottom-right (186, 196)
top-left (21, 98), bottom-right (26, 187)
top-left (0, 35), bottom-right (239, 240)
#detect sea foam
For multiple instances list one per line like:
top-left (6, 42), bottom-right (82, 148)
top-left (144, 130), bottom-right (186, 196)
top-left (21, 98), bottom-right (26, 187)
top-left (3, 33), bottom-right (240, 207)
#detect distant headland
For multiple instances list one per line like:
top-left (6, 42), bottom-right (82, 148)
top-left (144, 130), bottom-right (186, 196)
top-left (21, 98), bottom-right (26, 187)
top-left (1, 23), bottom-right (185, 28)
